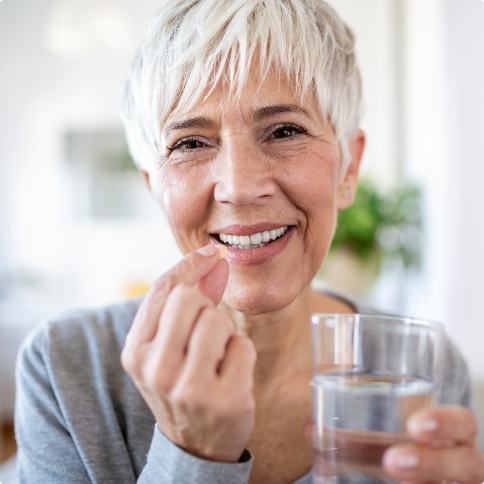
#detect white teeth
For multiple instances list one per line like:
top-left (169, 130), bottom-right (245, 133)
top-left (217, 226), bottom-right (289, 249)
top-left (239, 235), bottom-right (251, 245)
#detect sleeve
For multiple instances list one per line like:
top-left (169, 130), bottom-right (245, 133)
top-left (437, 337), bottom-right (472, 408)
top-left (15, 321), bottom-right (254, 484)
top-left (137, 427), bottom-right (253, 484)
top-left (15, 325), bottom-right (92, 484)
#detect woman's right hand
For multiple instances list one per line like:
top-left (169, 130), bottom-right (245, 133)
top-left (121, 244), bottom-right (257, 462)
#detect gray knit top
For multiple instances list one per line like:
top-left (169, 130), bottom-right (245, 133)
top-left (15, 297), bottom-right (471, 484)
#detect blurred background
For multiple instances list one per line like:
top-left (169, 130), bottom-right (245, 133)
top-left (1, 0), bottom-right (483, 472)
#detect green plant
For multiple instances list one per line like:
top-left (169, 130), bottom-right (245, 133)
top-left (330, 178), bottom-right (422, 269)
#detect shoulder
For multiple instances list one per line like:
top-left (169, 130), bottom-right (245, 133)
top-left (439, 336), bottom-right (472, 407)
top-left (17, 297), bottom-right (150, 423)
top-left (323, 294), bottom-right (472, 408)
top-left (18, 297), bottom-right (144, 378)
top-left (16, 298), bottom-right (155, 481)
top-left (27, 297), bottom-right (142, 346)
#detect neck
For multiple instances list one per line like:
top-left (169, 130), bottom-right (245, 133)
top-left (221, 286), bottom-right (354, 392)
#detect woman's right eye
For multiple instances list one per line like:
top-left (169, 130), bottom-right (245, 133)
top-left (168, 137), bottom-right (208, 152)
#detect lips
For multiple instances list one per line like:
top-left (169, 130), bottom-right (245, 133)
top-left (217, 226), bottom-right (289, 249)
top-left (210, 225), bottom-right (295, 265)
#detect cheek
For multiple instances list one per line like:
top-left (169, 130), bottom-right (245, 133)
top-left (281, 146), bottom-right (339, 220)
top-left (157, 164), bottom-right (212, 253)
top-left (281, 147), bottom-right (339, 264)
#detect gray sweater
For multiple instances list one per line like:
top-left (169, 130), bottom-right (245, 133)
top-left (15, 297), bottom-right (471, 484)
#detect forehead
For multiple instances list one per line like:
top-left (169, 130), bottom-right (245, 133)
top-left (163, 69), bottom-right (322, 131)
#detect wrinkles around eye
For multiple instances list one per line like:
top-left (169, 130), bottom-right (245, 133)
top-left (167, 136), bottom-right (215, 152)
top-left (168, 123), bottom-right (308, 150)
top-left (261, 123), bottom-right (308, 142)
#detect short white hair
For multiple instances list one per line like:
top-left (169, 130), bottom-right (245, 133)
top-left (121, 0), bottom-right (363, 173)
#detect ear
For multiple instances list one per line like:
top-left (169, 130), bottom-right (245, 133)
top-left (336, 129), bottom-right (365, 210)
top-left (140, 170), bottom-right (151, 191)
top-left (140, 168), bottom-right (169, 218)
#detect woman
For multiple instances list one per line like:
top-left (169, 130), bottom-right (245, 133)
top-left (15, 0), bottom-right (484, 483)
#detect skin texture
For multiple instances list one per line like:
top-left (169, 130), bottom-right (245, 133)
top-left (155, 75), bottom-right (359, 316)
top-left (121, 71), bottom-right (484, 484)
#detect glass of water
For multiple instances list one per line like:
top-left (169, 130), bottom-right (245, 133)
top-left (311, 314), bottom-right (445, 483)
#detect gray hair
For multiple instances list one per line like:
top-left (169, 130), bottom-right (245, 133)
top-left (121, 0), bottom-right (363, 173)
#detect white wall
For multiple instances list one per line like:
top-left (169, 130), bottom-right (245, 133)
top-left (0, 0), bottom-right (182, 315)
top-left (325, 0), bottom-right (400, 189)
top-left (0, 0), bottom-right (182, 418)
top-left (328, 0), bottom-right (484, 449)
top-left (444, 0), bottom-right (484, 381)
top-left (405, 0), bottom-right (484, 378)
top-left (444, 0), bottom-right (484, 451)
top-left (401, 0), bottom-right (484, 449)
top-left (400, 0), bottom-right (452, 322)
top-left (443, 0), bottom-right (484, 449)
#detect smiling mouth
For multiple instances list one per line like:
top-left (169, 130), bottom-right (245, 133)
top-left (214, 226), bottom-right (290, 250)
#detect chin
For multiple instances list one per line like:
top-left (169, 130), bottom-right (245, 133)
top-left (222, 275), bottom-right (303, 315)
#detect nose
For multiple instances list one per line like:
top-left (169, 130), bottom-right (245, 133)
top-left (213, 139), bottom-right (277, 205)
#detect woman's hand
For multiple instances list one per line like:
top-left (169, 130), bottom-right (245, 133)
top-left (121, 244), bottom-right (256, 463)
top-left (383, 406), bottom-right (484, 483)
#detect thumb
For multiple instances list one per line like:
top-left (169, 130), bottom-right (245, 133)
top-left (196, 258), bottom-right (229, 305)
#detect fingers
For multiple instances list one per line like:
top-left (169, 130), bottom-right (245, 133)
top-left (145, 284), bottom-right (216, 382)
top-left (126, 245), bottom-right (224, 346)
top-left (220, 335), bottom-right (257, 386)
top-left (196, 258), bottom-right (229, 305)
top-left (168, 319), bottom-right (254, 407)
top-left (383, 406), bottom-right (484, 483)
top-left (407, 406), bottom-right (478, 443)
top-left (119, 242), bottom-right (255, 462)
top-left (219, 335), bottom-right (257, 417)
top-left (383, 441), bottom-right (484, 483)
top-left (182, 306), bottom-right (236, 379)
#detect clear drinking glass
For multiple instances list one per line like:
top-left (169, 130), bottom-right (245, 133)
top-left (311, 314), bottom-right (445, 484)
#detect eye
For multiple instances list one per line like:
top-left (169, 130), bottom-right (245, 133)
top-left (167, 137), bottom-right (208, 152)
top-left (268, 124), bottom-right (306, 140)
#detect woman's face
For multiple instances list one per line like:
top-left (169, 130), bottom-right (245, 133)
top-left (146, 71), bottom-right (363, 314)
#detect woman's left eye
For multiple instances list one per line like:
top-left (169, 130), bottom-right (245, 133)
top-left (269, 125), bottom-right (305, 139)
top-left (179, 140), bottom-right (205, 150)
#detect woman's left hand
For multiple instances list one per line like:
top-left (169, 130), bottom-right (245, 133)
top-left (383, 405), bottom-right (484, 483)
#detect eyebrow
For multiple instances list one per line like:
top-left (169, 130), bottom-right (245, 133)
top-left (163, 104), bottom-right (311, 137)
top-left (163, 117), bottom-right (214, 137)
top-left (252, 104), bottom-right (311, 121)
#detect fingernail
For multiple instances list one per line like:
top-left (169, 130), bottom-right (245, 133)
top-left (384, 449), bottom-right (419, 469)
top-left (197, 244), bottom-right (218, 257)
top-left (408, 415), bottom-right (438, 434)
top-left (197, 244), bottom-right (228, 259)
top-left (216, 244), bottom-right (228, 259)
